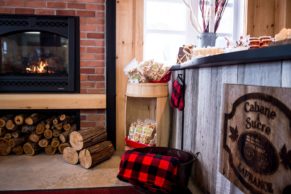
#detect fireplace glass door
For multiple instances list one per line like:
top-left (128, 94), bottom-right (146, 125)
top-left (0, 15), bottom-right (79, 93)
top-left (1, 31), bottom-right (68, 76)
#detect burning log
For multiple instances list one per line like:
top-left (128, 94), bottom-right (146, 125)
top-left (79, 141), bottom-right (114, 169)
top-left (70, 128), bottom-right (107, 151)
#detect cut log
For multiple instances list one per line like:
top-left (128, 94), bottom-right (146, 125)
top-left (36, 122), bottom-right (45, 135)
top-left (45, 145), bottom-right (57, 155)
top-left (38, 138), bottom-right (49, 148)
top-left (22, 125), bottom-right (36, 134)
top-left (45, 117), bottom-right (54, 130)
top-left (54, 123), bottom-right (63, 131)
top-left (53, 129), bottom-right (61, 137)
top-left (79, 141), bottom-right (114, 169)
top-left (4, 133), bottom-right (12, 139)
top-left (25, 113), bottom-right (43, 125)
top-left (14, 114), bottom-right (25, 125)
top-left (12, 145), bottom-right (23, 155)
top-left (51, 137), bottom-right (60, 148)
top-left (59, 130), bottom-right (70, 143)
top-left (23, 142), bottom-right (39, 156)
top-left (28, 133), bottom-right (40, 143)
top-left (63, 123), bottom-right (71, 131)
top-left (59, 114), bottom-right (67, 122)
top-left (0, 115), bottom-right (13, 128)
top-left (11, 131), bottom-right (20, 138)
top-left (0, 128), bottom-right (6, 137)
top-left (6, 120), bottom-right (17, 131)
top-left (44, 129), bottom-right (53, 139)
top-left (0, 138), bottom-right (11, 155)
top-left (63, 147), bottom-right (78, 165)
top-left (58, 143), bottom-right (70, 154)
top-left (8, 137), bottom-right (26, 148)
top-left (59, 132), bottom-right (68, 143)
top-left (52, 117), bottom-right (59, 125)
top-left (70, 128), bottom-right (107, 151)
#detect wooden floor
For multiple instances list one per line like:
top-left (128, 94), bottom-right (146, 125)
top-left (0, 152), bottom-right (129, 191)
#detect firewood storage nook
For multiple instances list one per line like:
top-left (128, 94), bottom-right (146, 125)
top-left (170, 44), bottom-right (291, 194)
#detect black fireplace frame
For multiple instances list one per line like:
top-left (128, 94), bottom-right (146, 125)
top-left (0, 14), bottom-right (80, 93)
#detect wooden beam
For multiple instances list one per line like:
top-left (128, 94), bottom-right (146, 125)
top-left (0, 94), bottom-right (106, 109)
top-left (116, 0), bottom-right (144, 150)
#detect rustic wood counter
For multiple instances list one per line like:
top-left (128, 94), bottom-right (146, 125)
top-left (169, 44), bottom-right (291, 194)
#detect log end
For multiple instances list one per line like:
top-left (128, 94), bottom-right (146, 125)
top-left (63, 147), bottom-right (78, 165)
top-left (79, 149), bottom-right (92, 169)
top-left (0, 138), bottom-right (11, 155)
top-left (69, 131), bottom-right (83, 151)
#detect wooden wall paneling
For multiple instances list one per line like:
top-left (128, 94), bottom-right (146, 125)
top-left (247, 0), bottom-right (275, 36)
top-left (183, 69), bottom-right (199, 152)
top-left (282, 60), bottom-right (291, 87)
top-left (215, 65), bottom-right (243, 194)
top-left (238, 62), bottom-right (282, 87)
top-left (274, 0), bottom-right (287, 34)
top-left (246, 0), bottom-right (255, 36)
top-left (194, 68), bottom-right (212, 193)
top-left (116, 0), bottom-right (144, 150)
top-left (193, 67), bottom-right (223, 194)
top-left (286, 0), bottom-right (291, 28)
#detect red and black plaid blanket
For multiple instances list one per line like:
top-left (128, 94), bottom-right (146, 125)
top-left (117, 150), bottom-right (180, 193)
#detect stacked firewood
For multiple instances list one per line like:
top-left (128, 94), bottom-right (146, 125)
top-left (62, 127), bottom-right (114, 169)
top-left (0, 113), bottom-right (76, 156)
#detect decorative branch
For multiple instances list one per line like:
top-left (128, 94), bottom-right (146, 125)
top-left (182, 0), bottom-right (202, 33)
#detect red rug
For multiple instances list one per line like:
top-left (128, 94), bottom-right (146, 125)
top-left (0, 187), bottom-right (143, 194)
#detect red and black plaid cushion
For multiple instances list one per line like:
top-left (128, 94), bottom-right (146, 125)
top-left (117, 150), bottom-right (180, 193)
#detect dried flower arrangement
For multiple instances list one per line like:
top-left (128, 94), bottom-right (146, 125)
top-left (183, 0), bottom-right (228, 33)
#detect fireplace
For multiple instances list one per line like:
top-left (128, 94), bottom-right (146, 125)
top-left (0, 14), bottom-right (80, 93)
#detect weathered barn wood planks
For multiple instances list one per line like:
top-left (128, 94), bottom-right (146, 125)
top-left (171, 60), bottom-right (291, 194)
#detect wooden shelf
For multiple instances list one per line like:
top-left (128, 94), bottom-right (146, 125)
top-left (0, 94), bottom-right (106, 109)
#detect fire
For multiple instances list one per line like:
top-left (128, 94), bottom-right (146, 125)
top-left (26, 60), bottom-right (49, 74)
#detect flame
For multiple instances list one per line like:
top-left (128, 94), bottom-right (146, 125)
top-left (26, 60), bottom-right (49, 74)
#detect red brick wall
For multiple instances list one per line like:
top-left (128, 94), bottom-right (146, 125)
top-left (0, 0), bottom-right (106, 129)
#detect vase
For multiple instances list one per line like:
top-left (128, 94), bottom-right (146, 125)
top-left (198, 32), bottom-right (217, 48)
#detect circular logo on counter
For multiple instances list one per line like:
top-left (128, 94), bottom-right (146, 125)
top-left (222, 92), bottom-right (291, 194)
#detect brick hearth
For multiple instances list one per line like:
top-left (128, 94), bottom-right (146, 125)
top-left (0, 0), bottom-right (106, 130)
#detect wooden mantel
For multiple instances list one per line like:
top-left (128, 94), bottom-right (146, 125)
top-left (0, 94), bottom-right (106, 109)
